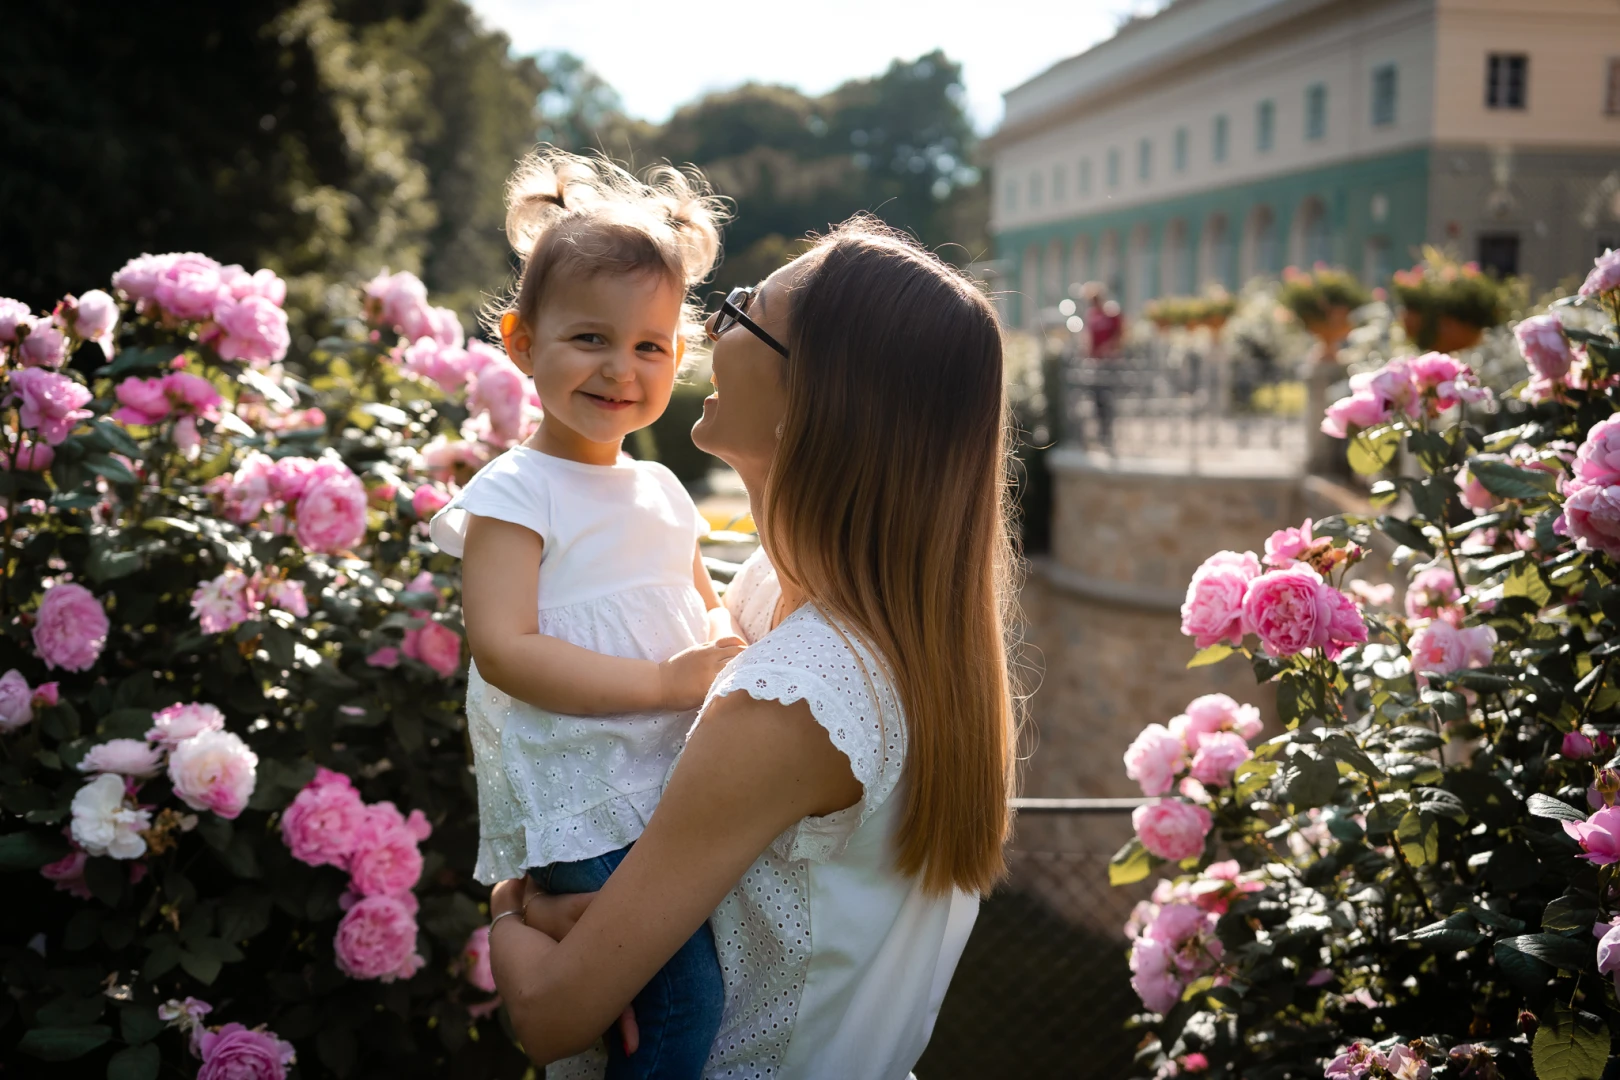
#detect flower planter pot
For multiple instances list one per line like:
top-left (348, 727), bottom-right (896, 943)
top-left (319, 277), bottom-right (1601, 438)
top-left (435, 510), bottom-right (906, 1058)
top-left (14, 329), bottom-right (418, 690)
top-left (1303, 305), bottom-right (1351, 359)
top-left (1401, 309), bottom-right (1484, 353)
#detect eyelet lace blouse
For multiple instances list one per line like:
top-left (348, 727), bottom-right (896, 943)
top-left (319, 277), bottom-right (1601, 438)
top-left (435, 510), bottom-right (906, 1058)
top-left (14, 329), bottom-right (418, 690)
top-left (429, 447), bottom-right (708, 884)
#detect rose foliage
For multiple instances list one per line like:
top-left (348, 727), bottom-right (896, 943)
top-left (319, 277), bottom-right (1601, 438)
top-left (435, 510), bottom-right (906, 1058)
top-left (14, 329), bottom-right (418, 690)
top-left (0, 257), bottom-right (537, 1078)
top-left (1112, 253), bottom-right (1620, 1079)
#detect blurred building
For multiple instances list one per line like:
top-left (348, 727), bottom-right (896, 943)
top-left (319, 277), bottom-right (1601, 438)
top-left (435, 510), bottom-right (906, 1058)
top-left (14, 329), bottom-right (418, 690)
top-left (988, 0), bottom-right (1620, 324)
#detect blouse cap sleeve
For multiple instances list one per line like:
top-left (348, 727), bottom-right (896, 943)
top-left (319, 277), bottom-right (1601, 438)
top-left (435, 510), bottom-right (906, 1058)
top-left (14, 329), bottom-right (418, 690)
top-left (704, 611), bottom-right (903, 863)
top-left (429, 452), bottom-right (550, 559)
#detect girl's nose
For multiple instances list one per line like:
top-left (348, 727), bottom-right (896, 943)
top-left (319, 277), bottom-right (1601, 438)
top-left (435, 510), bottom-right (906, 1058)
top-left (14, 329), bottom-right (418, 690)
top-left (600, 348), bottom-right (636, 380)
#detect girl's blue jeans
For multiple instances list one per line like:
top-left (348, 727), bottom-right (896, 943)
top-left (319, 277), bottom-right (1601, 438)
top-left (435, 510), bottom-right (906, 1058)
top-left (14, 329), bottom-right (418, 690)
top-left (531, 843), bottom-right (724, 1080)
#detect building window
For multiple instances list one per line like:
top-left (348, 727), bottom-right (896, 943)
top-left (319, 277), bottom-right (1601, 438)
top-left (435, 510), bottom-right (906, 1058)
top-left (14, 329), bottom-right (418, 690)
top-left (1372, 64), bottom-right (1398, 126)
top-left (1079, 158), bottom-right (1092, 196)
top-left (1028, 171), bottom-right (1043, 209)
top-left (1107, 148), bottom-right (1121, 188)
top-left (1305, 83), bottom-right (1327, 140)
top-left (1174, 127), bottom-right (1189, 172)
top-left (1053, 163), bottom-right (1068, 202)
top-left (1003, 178), bottom-right (1017, 213)
top-left (1257, 100), bottom-right (1275, 152)
top-left (1486, 54), bottom-right (1528, 110)
top-left (1138, 138), bottom-right (1152, 182)
top-left (1213, 115), bottom-right (1229, 163)
top-left (1477, 233), bottom-right (1520, 277)
top-left (1605, 58), bottom-right (1620, 114)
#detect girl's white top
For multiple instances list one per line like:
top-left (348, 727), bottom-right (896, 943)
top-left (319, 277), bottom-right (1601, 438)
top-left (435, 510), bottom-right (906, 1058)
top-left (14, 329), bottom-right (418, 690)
top-left (555, 547), bottom-right (979, 1080)
top-left (430, 447), bottom-right (708, 884)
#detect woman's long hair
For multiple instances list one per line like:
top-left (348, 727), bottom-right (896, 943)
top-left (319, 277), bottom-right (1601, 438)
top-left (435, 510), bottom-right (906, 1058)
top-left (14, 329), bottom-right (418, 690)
top-left (762, 218), bottom-right (1020, 896)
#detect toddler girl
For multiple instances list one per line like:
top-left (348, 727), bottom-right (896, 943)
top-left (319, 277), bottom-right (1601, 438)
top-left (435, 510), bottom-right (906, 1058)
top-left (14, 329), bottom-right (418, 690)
top-left (430, 149), bottom-right (738, 1079)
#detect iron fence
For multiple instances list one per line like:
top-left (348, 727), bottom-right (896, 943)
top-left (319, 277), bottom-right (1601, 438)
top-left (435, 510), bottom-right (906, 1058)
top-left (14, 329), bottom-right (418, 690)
top-left (914, 800), bottom-right (1151, 1080)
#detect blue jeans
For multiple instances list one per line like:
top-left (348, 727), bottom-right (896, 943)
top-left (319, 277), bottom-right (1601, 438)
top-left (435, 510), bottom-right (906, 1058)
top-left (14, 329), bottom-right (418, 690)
top-left (531, 844), bottom-right (723, 1080)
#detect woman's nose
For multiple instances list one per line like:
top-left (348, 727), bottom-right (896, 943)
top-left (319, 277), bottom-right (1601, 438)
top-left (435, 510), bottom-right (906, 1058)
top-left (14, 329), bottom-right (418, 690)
top-left (703, 309), bottom-right (721, 342)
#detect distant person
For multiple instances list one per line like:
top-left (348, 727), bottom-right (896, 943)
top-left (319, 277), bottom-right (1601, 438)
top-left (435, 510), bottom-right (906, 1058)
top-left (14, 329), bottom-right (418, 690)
top-left (432, 148), bottom-right (744, 1080)
top-left (1082, 283), bottom-right (1125, 452)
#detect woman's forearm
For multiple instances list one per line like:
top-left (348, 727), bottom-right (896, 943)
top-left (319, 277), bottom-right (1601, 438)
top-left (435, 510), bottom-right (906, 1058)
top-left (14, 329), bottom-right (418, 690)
top-left (477, 633), bottom-right (663, 715)
top-left (489, 917), bottom-right (620, 1064)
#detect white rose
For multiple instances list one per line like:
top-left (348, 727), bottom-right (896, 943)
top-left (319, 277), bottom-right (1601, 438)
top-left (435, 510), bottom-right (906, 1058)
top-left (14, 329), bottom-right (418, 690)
top-left (70, 772), bottom-right (151, 860)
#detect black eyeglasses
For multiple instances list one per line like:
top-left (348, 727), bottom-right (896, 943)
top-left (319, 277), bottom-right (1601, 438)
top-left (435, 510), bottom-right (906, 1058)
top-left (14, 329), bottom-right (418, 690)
top-left (709, 286), bottom-right (789, 358)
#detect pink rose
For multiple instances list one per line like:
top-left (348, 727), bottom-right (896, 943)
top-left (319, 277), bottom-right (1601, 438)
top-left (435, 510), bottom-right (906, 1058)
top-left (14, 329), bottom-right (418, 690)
top-left (0, 297), bottom-right (31, 343)
top-left (469, 363), bottom-right (528, 444)
top-left (1180, 550), bottom-right (1261, 648)
top-left (265, 579), bottom-right (308, 618)
top-left (40, 849), bottom-right (92, 900)
top-left (1455, 465), bottom-right (1496, 513)
top-left (1409, 622), bottom-right (1494, 677)
top-left (269, 456), bottom-right (323, 503)
top-left (1, 439), bottom-right (54, 473)
top-left (213, 294), bottom-right (291, 366)
top-left (112, 253), bottom-right (177, 305)
top-left (1124, 723), bottom-right (1186, 797)
top-left (1381, 1046), bottom-right (1430, 1080)
top-left (220, 265), bottom-right (287, 306)
top-left (1515, 314), bottom-right (1574, 382)
top-left (1580, 248), bottom-right (1620, 299)
top-left (1263, 519), bottom-right (1314, 568)
top-left (1404, 567), bottom-right (1461, 622)
top-left (1128, 936), bottom-right (1181, 1013)
top-left (1562, 482), bottom-right (1620, 560)
top-left (113, 376), bottom-right (172, 425)
top-left (411, 483), bottom-right (449, 519)
top-left (153, 253), bottom-right (226, 321)
top-left (1574, 417), bottom-right (1620, 489)
top-left (148, 703), bottom-right (227, 747)
top-left (402, 619), bottom-right (461, 677)
top-left (1132, 800), bottom-right (1213, 861)
top-left (164, 372), bottom-right (222, 418)
top-left (12, 368), bottom-right (93, 445)
top-left (194, 1022), bottom-right (296, 1080)
top-left (78, 738), bottom-right (165, 778)
top-left (367, 646), bottom-right (401, 669)
top-left (294, 463), bottom-right (367, 554)
top-left (1565, 731), bottom-right (1598, 759)
top-left (1322, 587), bottom-right (1369, 659)
top-left (192, 568), bottom-right (258, 634)
top-left (1596, 921), bottom-right (1620, 991)
top-left (463, 339), bottom-right (506, 379)
top-left (1321, 391), bottom-right (1390, 438)
top-left (1409, 351), bottom-right (1488, 412)
top-left (463, 926), bottom-right (496, 993)
top-left (280, 768), bottom-right (366, 869)
top-left (1241, 565), bottom-right (1332, 657)
top-left (0, 669), bottom-right (35, 731)
top-left (1188, 731), bottom-right (1253, 788)
top-left (1457, 624), bottom-right (1496, 668)
top-left (19, 318), bottom-right (70, 368)
top-left (214, 452), bottom-right (278, 523)
top-left (33, 682), bottom-right (59, 707)
top-left (1567, 806), bottom-right (1620, 864)
top-left (32, 582), bottom-right (109, 672)
top-left (333, 894), bottom-right (424, 982)
top-left (168, 729), bottom-right (258, 819)
top-left (348, 817), bottom-right (424, 897)
top-left (1175, 694), bottom-right (1263, 748)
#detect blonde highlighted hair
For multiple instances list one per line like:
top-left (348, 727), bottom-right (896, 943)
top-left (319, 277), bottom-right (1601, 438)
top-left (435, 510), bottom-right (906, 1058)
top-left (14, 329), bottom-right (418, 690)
top-left (762, 218), bottom-right (1022, 896)
top-left (492, 147), bottom-right (728, 337)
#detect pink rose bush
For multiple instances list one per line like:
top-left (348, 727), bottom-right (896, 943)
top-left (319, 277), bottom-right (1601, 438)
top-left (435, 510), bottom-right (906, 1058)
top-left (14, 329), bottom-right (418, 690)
top-left (1132, 800), bottom-right (1213, 861)
top-left (32, 582), bottom-right (109, 671)
top-left (1179, 550), bottom-right (1261, 648)
top-left (334, 894), bottom-right (425, 982)
top-left (1321, 353), bottom-right (1489, 438)
top-left (1180, 537), bottom-right (1368, 661)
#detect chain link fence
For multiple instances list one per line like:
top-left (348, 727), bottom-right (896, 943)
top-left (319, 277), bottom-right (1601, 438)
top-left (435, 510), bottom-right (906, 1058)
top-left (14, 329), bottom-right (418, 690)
top-left (914, 803), bottom-right (1152, 1080)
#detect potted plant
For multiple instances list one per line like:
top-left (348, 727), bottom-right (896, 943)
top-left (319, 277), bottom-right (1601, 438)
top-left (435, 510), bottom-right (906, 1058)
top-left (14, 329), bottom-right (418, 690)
top-left (1278, 264), bottom-right (1371, 358)
top-left (1391, 245), bottom-right (1516, 353)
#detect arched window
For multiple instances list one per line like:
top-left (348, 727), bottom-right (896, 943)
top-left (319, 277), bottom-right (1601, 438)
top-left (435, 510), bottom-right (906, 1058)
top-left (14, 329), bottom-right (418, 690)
top-left (1201, 214), bottom-right (1232, 289)
top-left (1163, 219), bottom-right (1193, 296)
top-left (1293, 197), bottom-right (1332, 267)
top-left (1243, 206), bottom-right (1277, 280)
top-left (1021, 245), bottom-right (1040, 328)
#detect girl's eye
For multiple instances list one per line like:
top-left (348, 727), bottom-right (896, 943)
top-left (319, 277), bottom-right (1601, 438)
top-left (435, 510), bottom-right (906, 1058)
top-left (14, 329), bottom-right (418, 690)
top-left (573, 333), bottom-right (605, 345)
top-left (635, 341), bottom-right (668, 355)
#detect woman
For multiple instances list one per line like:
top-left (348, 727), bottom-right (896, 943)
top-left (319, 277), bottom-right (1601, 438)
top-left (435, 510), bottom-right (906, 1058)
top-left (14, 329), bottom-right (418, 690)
top-left (488, 217), bottom-right (1020, 1079)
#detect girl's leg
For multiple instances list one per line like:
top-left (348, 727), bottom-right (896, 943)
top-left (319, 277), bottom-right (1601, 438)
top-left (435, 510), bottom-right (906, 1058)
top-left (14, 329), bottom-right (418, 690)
top-left (603, 921), bottom-right (724, 1080)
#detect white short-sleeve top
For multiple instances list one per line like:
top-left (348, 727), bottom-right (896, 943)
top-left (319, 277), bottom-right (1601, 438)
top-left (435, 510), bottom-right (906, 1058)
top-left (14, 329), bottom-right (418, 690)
top-left (429, 447), bottom-right (708, 883)
top-left (704, 549), bottom-right (980, 1080)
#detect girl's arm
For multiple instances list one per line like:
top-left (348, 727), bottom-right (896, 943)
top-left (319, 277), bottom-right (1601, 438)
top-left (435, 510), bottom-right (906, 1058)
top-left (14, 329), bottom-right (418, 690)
top-left (691, 542), bottom-right (741, 643)
top-left (488, 690), bottom-right (864, 1063)
top-left (462, 515), bottom-right (741, 714)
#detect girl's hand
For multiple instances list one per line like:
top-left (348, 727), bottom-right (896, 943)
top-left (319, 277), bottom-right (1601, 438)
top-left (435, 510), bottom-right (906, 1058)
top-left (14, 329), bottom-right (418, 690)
top-left (657, 640), bottom-right (745, 710)
top-left (519, 878), bottom-right (640, 1055)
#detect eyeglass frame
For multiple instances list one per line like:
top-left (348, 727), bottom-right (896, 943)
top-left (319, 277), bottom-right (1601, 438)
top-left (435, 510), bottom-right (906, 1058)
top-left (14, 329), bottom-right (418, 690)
top-left (709, 286), bottom-right (789, 358)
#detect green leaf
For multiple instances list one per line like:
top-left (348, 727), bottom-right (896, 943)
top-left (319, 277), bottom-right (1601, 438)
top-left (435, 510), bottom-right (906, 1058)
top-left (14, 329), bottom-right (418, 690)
top-left (1414, 786), bottom-right (1468, 823)
top-left (1482, 841), bottom-right (1543, 892)
top-left (1276, 671), bottom-right (1327, 729)
top-left (37, 994), bottom-right (105, 1027)
top-left (141, 935), bottom-right (181, 980)
top-left (1543, 896), bottom-right (1601, 934)
top-left (1282, 754), bottom-right (1339, 809)
top-left (119, 1005), bottom-right (163, 1046)
top-left (0, 829), bottom-right (70, 870)
top-left (1497, 933), bottom-right (1594, 973)
top-left (1471, 458), bottom-right (1558, 501)
top-left (82, 452), bottom-right (138, 485)
top-left (1531, 1004), bottom-right (1608, 1080)
top-left (1528, 793), bottom-right (1587, 823)
top-left (179, 947), bottom-right (223, 985)
top-left (1494, 937), bottom-right (1555, 991)
top-left (1109, 837), bottom-right (1153, 887)
top-left (83, 857), bottom-right (125, 907)
top-left (107, 1044), bottom-right (161, 1080)
top-left (17, 1025), bottom-right (113, 1061)
top-left (1408, 430), bottom-right (1452, 474)
top-left (1316, 732), bottom-right (1385, 779)
top-left (1400, 913), bottom-right (1483, 948)
top-left (1348, 424), bottom-right (1401, 475)
top-left (96, 344), bottom-right (182, 379)
top-left (86, 545), bottom-right (144, 584)
top-left (1396, 808), bottom-right (1438, 865)
top-left (1505, 560), bottom-right (1552, 606)
top-left (1186, 643), bottom-right (1233, 669)
top-left (1376, 515), bottom-right (1435, 555)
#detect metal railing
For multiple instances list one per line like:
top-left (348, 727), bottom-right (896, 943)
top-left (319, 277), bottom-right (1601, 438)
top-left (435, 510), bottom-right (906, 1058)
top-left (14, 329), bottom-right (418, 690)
top-left (914, 801), bottom-right (1152, 1080)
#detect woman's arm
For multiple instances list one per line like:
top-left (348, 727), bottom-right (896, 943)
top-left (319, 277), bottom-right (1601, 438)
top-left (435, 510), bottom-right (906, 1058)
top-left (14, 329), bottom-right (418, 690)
top-left (488, 690), bottom-right (864, 1064)
top-left (462, 515), bottom-right (741, 714)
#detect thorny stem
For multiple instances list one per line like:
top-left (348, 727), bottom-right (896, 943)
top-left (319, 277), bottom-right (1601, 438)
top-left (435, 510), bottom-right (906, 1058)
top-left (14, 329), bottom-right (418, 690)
top-left (1577, 658), bottom-right (1613, 730)
top-left (1367, 776), bottom-right (1439, 922)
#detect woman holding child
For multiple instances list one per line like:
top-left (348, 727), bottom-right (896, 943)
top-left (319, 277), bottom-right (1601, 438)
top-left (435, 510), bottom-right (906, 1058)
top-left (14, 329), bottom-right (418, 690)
top-left (436, 148), bottom-right (1019, 1079)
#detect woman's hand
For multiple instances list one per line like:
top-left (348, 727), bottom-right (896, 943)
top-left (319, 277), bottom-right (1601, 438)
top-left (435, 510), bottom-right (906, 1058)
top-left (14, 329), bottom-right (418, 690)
top-left (506, 877), bottom-right (641, 1056)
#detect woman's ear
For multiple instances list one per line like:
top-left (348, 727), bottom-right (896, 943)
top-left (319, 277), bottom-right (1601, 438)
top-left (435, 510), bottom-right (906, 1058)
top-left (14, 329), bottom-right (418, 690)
top-left (499, 311), bottom-right (534, 375)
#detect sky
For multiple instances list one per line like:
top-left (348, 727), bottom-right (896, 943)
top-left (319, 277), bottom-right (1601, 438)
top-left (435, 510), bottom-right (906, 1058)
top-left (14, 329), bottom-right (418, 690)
top-left (465, 0), bottom-right (1167, 133)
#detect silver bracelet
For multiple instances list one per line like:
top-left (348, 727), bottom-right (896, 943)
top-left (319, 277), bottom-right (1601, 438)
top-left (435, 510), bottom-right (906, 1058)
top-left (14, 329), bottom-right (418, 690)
top-left (490, 908), bottom-right (522, 932)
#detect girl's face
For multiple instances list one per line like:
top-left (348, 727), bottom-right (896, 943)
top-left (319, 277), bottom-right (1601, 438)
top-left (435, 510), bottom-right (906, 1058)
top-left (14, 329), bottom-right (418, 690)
top-left (691, 262), bottom-right (799, 483)
top-left (504, 271), bottom-right (686, 465)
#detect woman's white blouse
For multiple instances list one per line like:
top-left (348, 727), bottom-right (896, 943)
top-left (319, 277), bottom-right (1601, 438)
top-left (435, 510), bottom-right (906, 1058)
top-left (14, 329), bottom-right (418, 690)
top-left (700, 549), bottom-right (979, 1080)
top-left (430, 447), bottom-right (708, 884)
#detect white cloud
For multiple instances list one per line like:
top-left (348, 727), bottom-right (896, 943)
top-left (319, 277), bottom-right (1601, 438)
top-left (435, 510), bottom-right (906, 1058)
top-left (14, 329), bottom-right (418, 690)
top-left (466, 0), bottom-right (1157, 132)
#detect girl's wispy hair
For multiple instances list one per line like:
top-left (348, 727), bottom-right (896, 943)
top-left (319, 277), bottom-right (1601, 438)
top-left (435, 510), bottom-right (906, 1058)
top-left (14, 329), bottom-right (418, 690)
top-left (488, 147), bottom-right (729, 339)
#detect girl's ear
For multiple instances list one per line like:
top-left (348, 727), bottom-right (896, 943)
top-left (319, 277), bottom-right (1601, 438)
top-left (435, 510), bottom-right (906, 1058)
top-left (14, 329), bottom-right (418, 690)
top-left (673, 336), bottom-right (686, 367)
top-left (499, 311), bottom-right (534, 375)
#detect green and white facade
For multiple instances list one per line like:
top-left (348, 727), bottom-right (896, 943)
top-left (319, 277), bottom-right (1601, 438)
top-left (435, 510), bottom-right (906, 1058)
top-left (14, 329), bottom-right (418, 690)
top-left (988, 0), bottom-right (1620, 325)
